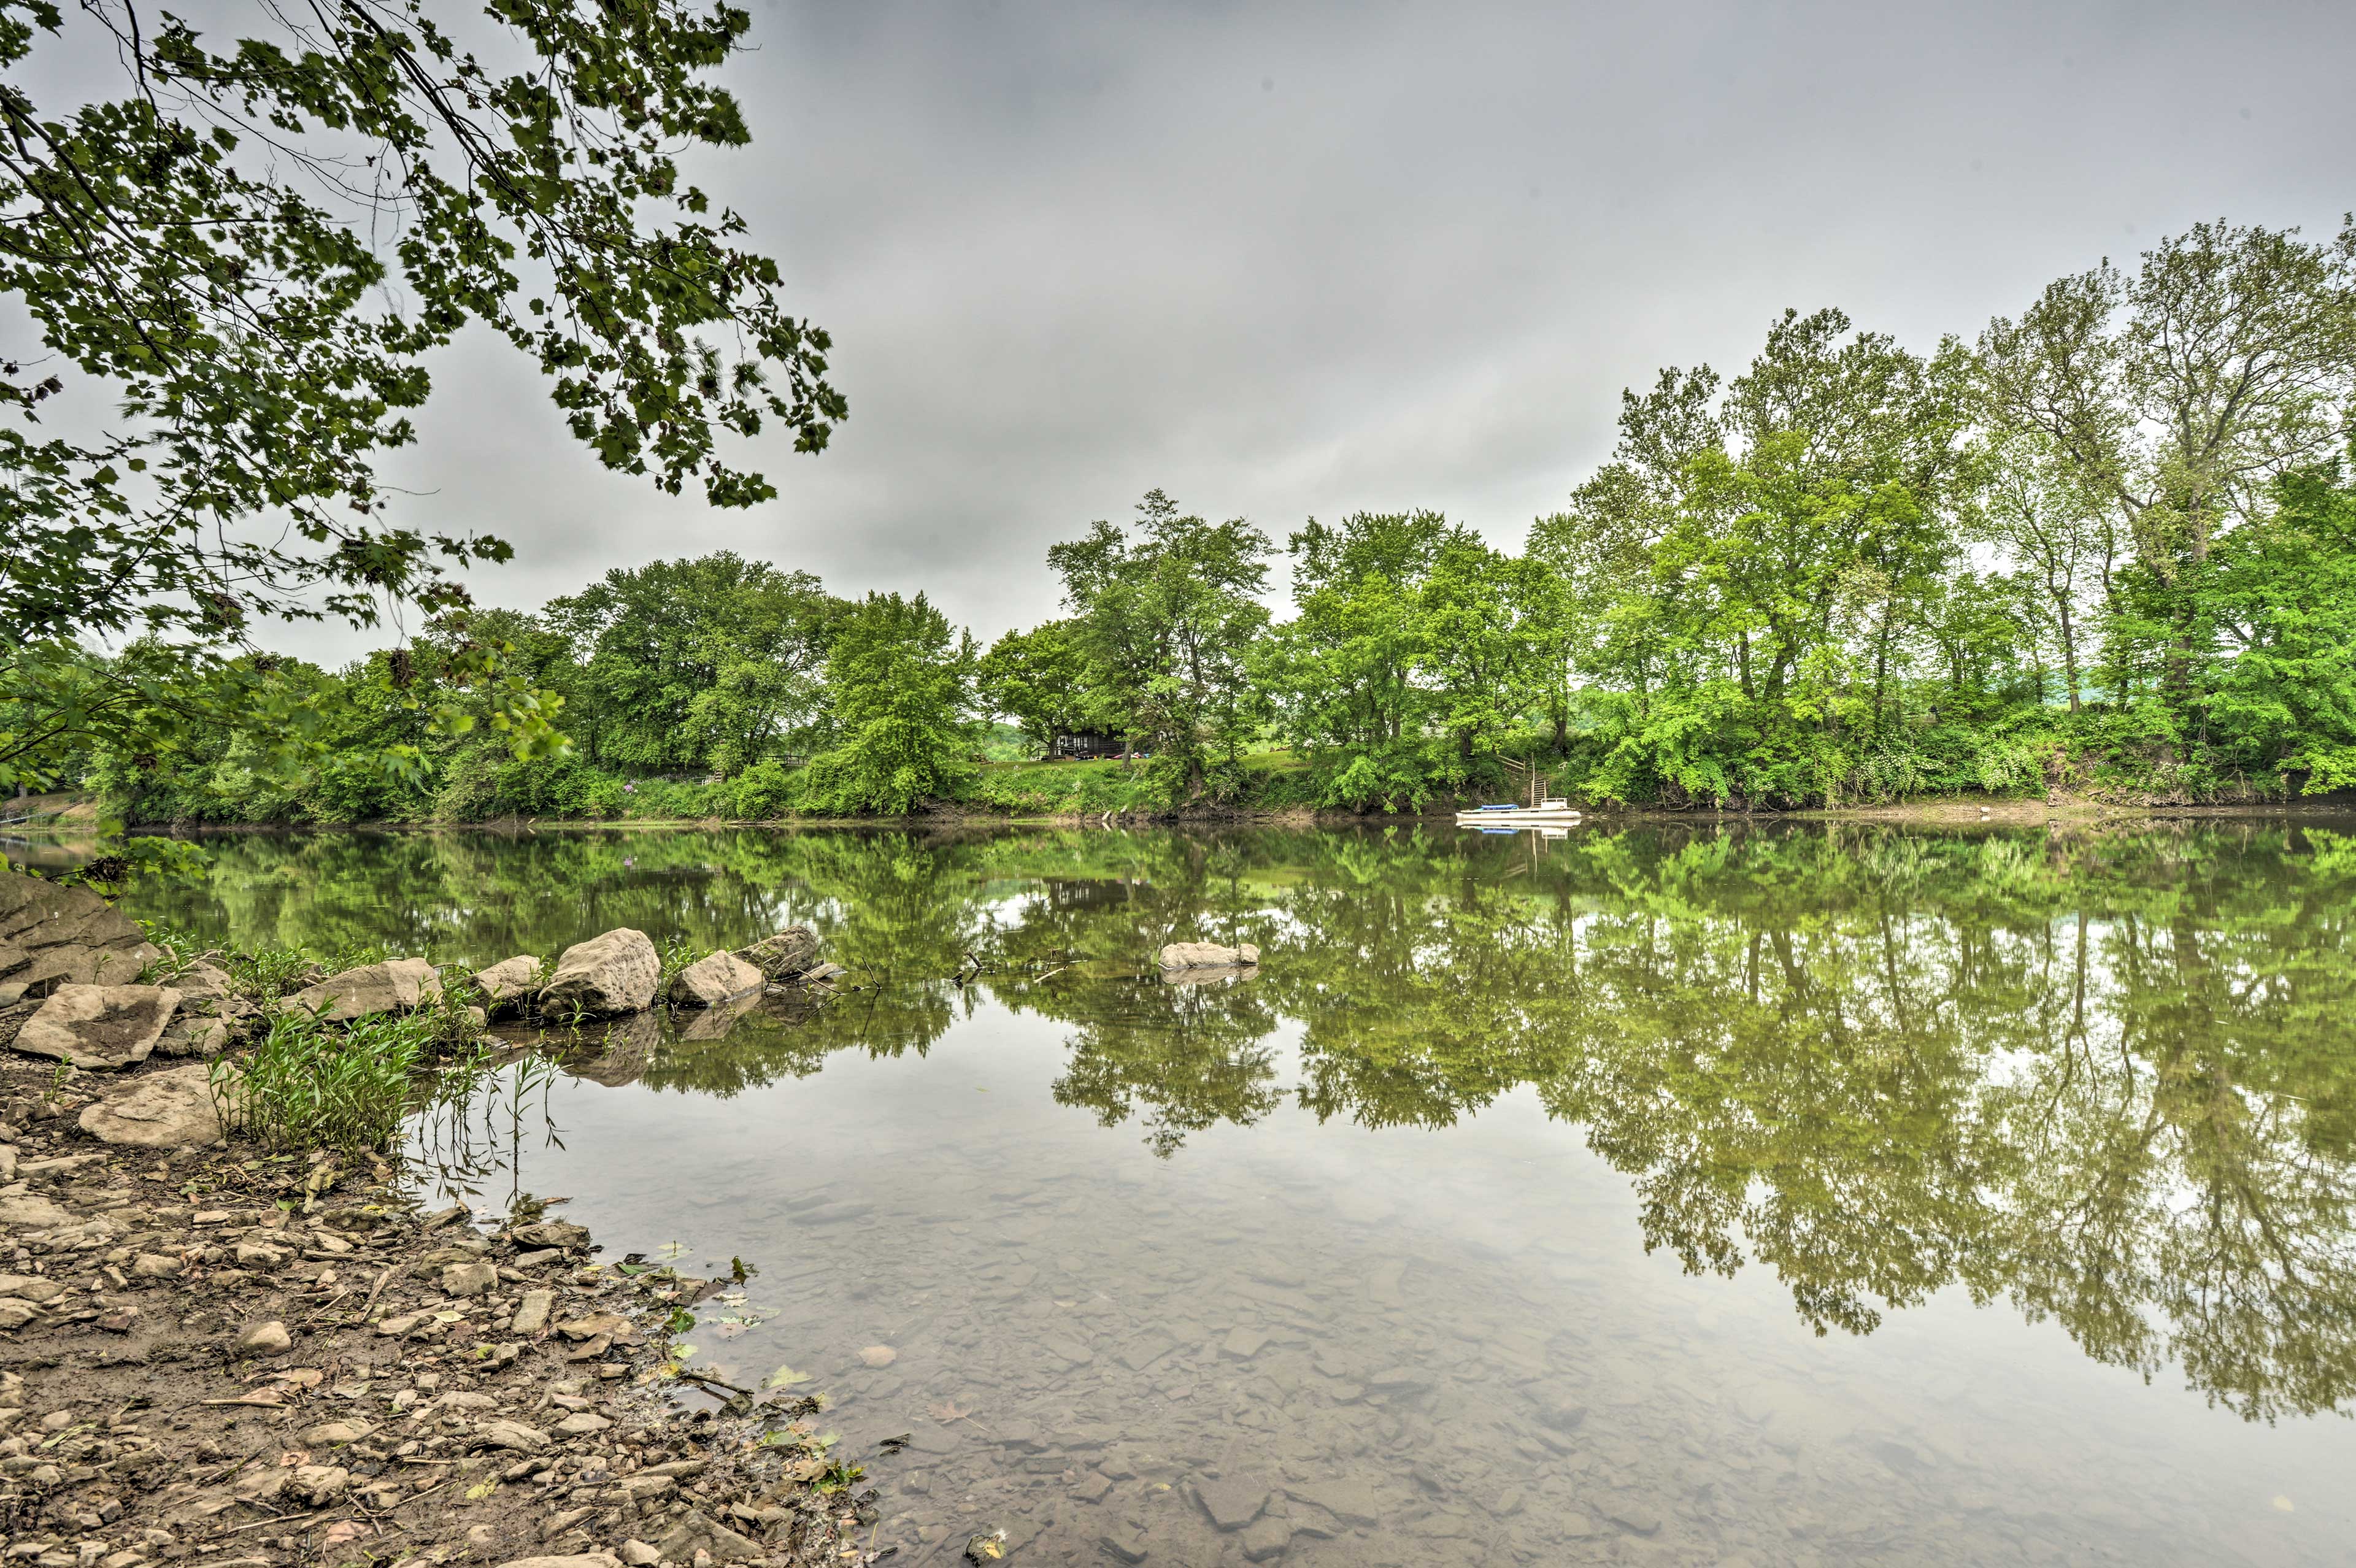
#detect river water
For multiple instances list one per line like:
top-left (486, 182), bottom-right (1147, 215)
top-left (80, 819), bottom-right (2356, 1565)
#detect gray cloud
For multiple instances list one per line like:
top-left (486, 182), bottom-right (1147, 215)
top-left (293, 0), bottom-right (2356, 662)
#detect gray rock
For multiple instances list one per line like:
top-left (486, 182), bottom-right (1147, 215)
top-left (1240, 1515), bottom-right (1293, 1562)
top-left (287, 958), bottom-right (442, 1022)
top-left (235, 1320), bottom-right (291, 1355)
top-left (540, 929), bottom-right (659, 1016)
top-left (510, 1289), bottom-right (556, 1335)
top-left (13, 983), bottom-right (181, 1068)
top-left (1099, 1528), bottom-right (1151, 1566)
top-left (652, 1510), bottom-right (763, 1563)
top-left (616, 1545), bottom-right (660, 1568)
top-left (492, 1557), bottom-right (621, 1568)
top-left (1287, 1480), bottom-right (1385, 1528)
top-left (1157, 941), bottom-right (1261, 970)
top-left (1531, 1389), bottom-right (1588, 1432)
top-left (510, 1219), bottom-right (592, 1251)
top-left (668, 950), bottom-right (766, 1009)
top-left (442, 1261), bottom-right (498, 1296)
top-left (736, 925), bottom-right (820, 980)
top-left (79, 1063), bottom-right (228, 1146)
top-left (471, 1418), bottom-right (550, 1453)
top-left (472, 955), bottom-right (542, 1015)
top-left (0, 1195), bottom-right (75, 1229)
top-left (1194, 1476), bottom-right (1269, 1531)
top-left (1595, 1489), bottom-right (1662, 1535)
top-left (288, 1464), bottom-right (349, 1505)
top-left (171, 959), bottom-right (234, 1002)
top-left (13, 943), bottom-right (147, 998)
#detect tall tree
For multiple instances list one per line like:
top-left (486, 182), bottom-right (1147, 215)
top-left (801, 593), bottom-right (977, 814)
top-left (1046, 490), bottom-right (1272, 794)
top-left (1976, 220), bottom-right (2356, 741)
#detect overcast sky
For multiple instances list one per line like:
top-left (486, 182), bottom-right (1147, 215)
top-left (307, 0), bottom-right (2356, 661)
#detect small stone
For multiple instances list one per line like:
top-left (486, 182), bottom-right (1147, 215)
top-left (490, 1556), bottom-right (620, 1568)
top-left (231, 1243), bottom-right (282, 1268)
top-left (1239, 1516), bottom-right (1293, 1562)
top-left (287, 1464), bottom-right (349, 1505)
top-left (1596, 1490), bottom-right (1662, 1535)
top-left (0, 1300), bottom-right (41, 1331)
top-left (234, 1320), bottom-right (291, 1356)
top-left (617, 1545), bottom-right (660, 1567)
top-left (553, 1412), bottom-right (611, 1437)
top-left (510, 1289), bottom-right (555, 1335)
top-left (1195, 1475), bottom-right (1269, 1531)
top-left (1220, 1327), bottom-right (1268, 1359)
top-left (472, 1418), bottom-right (550, 1453)
top-left (442, 1261), bottom-right (498, 1296)
top-left (858, 1345), bottom-right (897, 1367)
top-left (298, 1420), bottom-right (374, 1447)
top-left (375, 1312), bottom-right (426, 1337)
top-left (1072, 1471), bottom-right (1112, 1502)
top-left (1099, 1526), bottom-right (1151, 1565)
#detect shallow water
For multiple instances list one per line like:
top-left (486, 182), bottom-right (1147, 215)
top-left (88, 820), bottom-right (2356, 1564)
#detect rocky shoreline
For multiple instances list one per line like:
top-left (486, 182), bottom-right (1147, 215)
top-left (0, 870), bottom-right (890, 1568)
top-left (0, 1066), bottom-right (888, 1568)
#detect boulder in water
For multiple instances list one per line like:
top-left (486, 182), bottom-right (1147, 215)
top-left (668, 951), bottom-right (765, 1009)
top-left (541, 930), bottom-right (658, 1016)
top-left (1158, 942), bottom-right (1260, 971)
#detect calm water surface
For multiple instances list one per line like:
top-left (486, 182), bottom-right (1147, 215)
top-left (86, 821), bottom-right (2356, 1564)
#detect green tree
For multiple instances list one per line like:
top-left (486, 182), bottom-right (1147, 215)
top-left (540, 554), bottom-right (836, 774)
top-left (1976, 219), bottom-right (2356, 763)
top-left (1045, 490), bottom-right (1272, 795)
top-left (801, 593), bottom-right (977, 813)
top-left (1253, 511), bottom-right (1446, 809)
top-left (977, 620), bottom-right (1095, 755)
top-left (0, 0), bottom-right (844, 790)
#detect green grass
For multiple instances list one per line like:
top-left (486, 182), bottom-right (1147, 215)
top-left (213, 1007), bottom-right (432, 1155)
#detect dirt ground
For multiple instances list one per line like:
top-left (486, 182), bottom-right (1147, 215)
top-left (0, 1058), bottom-right (890, 1568)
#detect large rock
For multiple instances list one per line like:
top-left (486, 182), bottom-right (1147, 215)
top-left (0, 872), bottom-right (145, 954)
top-left (668, 951), bottom-right (764, 1009)
top-left (288, 958), bottom-right (442, 1022)
top-left (540, 930), bottom-right (658, 1017)
top-left (10, 943), bottom-right (147, 999)
top-left (12, 983), bottom-right (181, 1068)
top-left (79, 1063), bottom-right (229, 1147)
top-left (1158, 941), bottom-right (1261, 971)
top-left (736, 925), bottom-right (820, 980)
top-left (472, 955), bottom-right (542, 1015)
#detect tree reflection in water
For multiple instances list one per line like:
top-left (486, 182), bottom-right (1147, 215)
top-left (129, 818), bottom-right (2356, 1421)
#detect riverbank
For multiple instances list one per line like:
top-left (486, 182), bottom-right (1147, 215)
top-left (0, 1054), bottom-right (885, 1568)
top-left (0, 871), bottom-right (892, 1568)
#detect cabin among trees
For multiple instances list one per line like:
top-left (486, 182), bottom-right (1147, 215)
top-left (1051, 732), bottom-right (1130, 761)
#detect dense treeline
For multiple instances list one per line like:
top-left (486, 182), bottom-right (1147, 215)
top-left (36, 217), bottom-right (2356, 821)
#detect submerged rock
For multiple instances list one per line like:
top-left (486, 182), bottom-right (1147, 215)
top-left (79, 1062), bottom-right (229, 1146)
top-left (13, 982), bottom-right (181, 1068)
top-left (1158, 941), bottom-right (1261, 971)
top-left (288, 957), bottom-right (443, 1021)
top-left (668, 950), bottom-right (765, 1009)
top-left (541, 929), bottom-right (659, 1016)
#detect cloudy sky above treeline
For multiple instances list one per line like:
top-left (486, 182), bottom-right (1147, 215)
top-left (332, 0), bottom-right (2356, 660)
